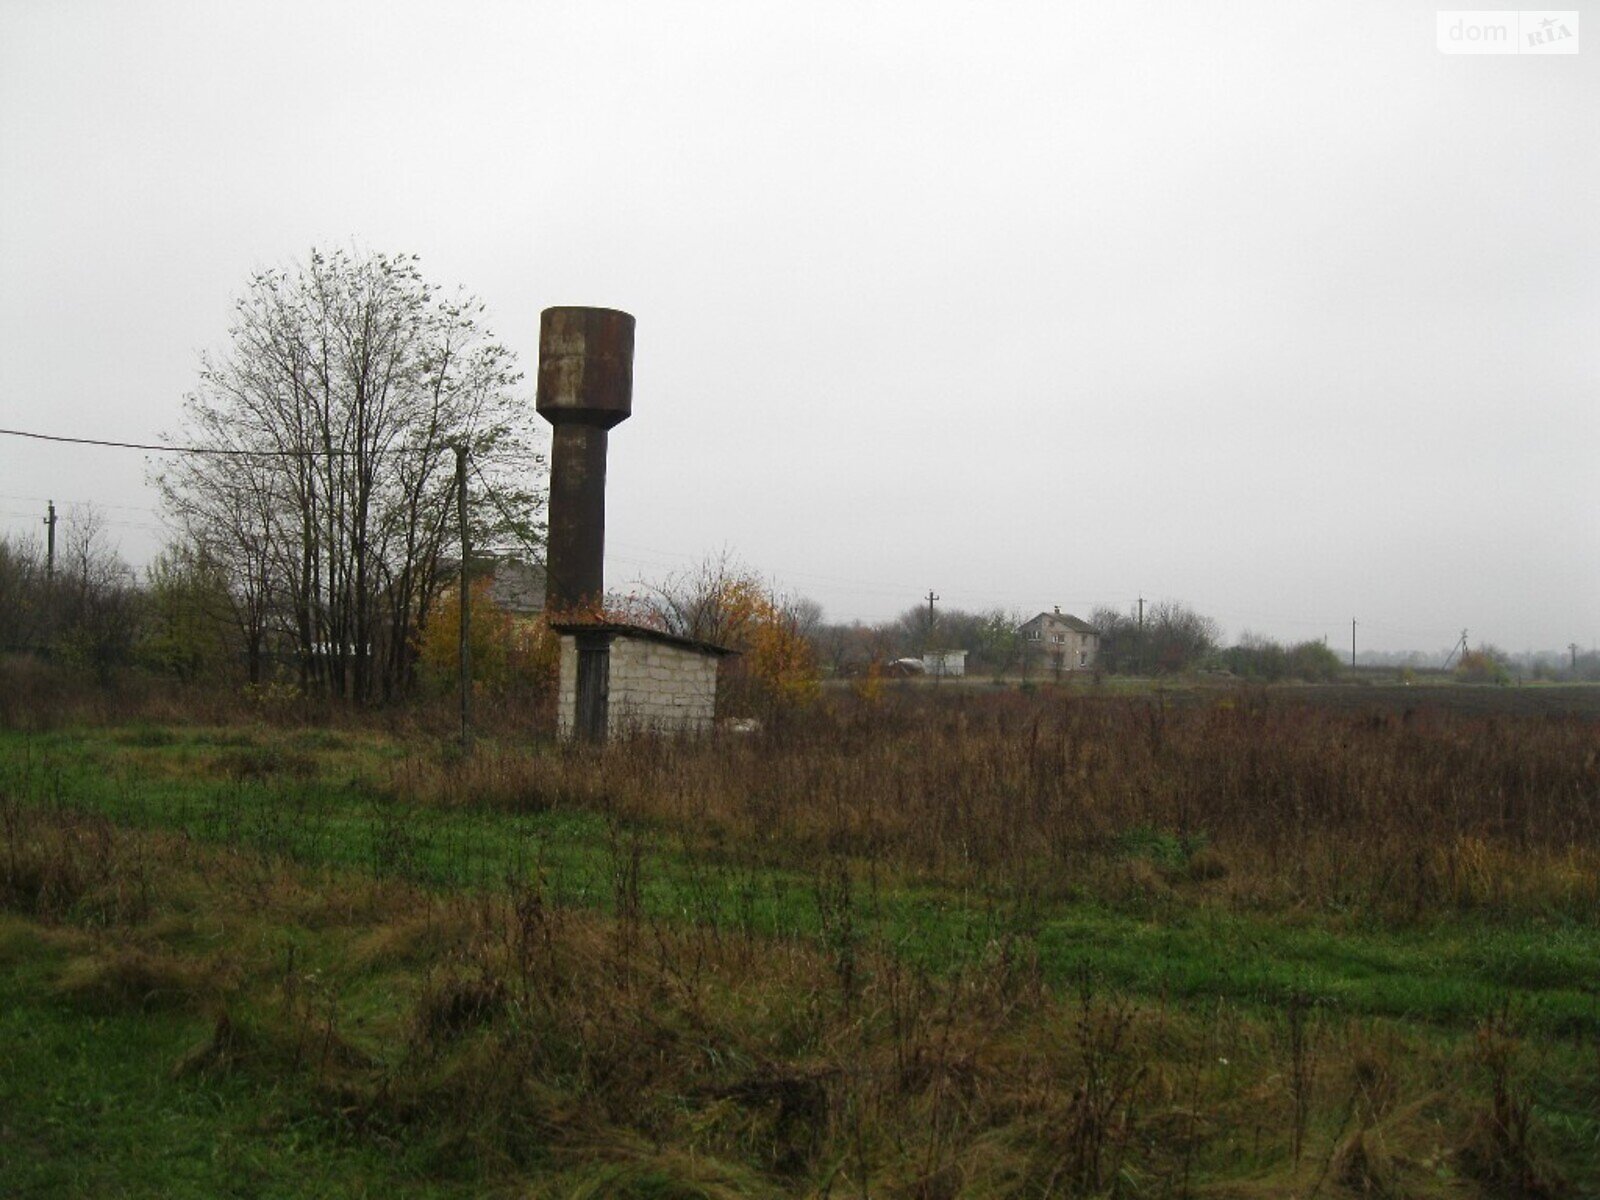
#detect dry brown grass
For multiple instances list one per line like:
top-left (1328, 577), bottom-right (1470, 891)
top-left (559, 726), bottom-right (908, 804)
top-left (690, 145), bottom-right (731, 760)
top-left (3, 795), bottom-right (1581, 1196)
top-left (4, 679), bottom-right (1595, 1194)
top-left (54, 944), bottom-right (227, 1013)
top-left (382, 689), bottom-right (1600, 921)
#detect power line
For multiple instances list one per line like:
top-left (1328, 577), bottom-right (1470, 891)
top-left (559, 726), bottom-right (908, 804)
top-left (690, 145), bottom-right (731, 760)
top-left (0, 425), bottom-right (435, 458)
top-left (0, 493), bottom-right (161, 515)
top-left (466, 456), bottom-right (596, 613)
top-left (0, 426), bottom-right (301, 456)
top-left (0, 430), bottom-right (1537, 649)
top-left (467, 458), bottom-right (544, 562)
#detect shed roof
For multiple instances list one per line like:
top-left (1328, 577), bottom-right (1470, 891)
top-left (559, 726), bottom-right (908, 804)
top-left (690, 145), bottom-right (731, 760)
top-left (548, 621), bottom-right (739, 657)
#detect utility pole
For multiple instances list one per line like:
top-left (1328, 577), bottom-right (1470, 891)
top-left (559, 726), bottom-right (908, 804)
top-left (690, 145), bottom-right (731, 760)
top-left (1137, 597), bottom-right (1146, 676)
top-left (43, 501), bottom-right (56, 583)
top-left (455, 445), bottom-right (472, 752)
top-left (1571, 643), bottom-right (1580, 672)
top-left (1351, 618), bottom-right (1357, 669)
top-left (925, 589), bottom-right (939, 678)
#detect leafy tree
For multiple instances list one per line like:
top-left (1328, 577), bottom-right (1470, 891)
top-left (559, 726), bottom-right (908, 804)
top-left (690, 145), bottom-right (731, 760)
top-left (158, 247), bottom-right (542, 702)
top-left (1456, 646), bottom-right (1511, 685)
top-left (1284, 639), bottom-right (1342, 682)
top-left (139, 544), bottom-right (235, 680)
top-left (1221, 633), bottom-right (1341, 682)
top-left (973, 609), bottom-right (1027, 678)
top-left (743, 597), bottom-right (822, 711)
top-left (1220, 632), bottom-right (1288, 680)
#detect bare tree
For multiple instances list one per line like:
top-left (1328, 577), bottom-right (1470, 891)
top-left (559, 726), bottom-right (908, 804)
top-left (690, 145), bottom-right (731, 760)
top-left (895, 602), bottom-right (937, 655)
top-left (646, 550), bottom-right (756, 645)
top-left (1091, 600), bottom-right (1219, 675)
top-left (1146, 600), bottom-right (1221, 672)
top-left (158, 248), bottom-right (542, 700)
top-left (52, 507), bottom-right (141, 679)
top-left (159, 444), bottom-right (279, 683)
top-left (789, 596), bottom-right (824, 642)
top-left (645, 552), bottom-right (823, 715)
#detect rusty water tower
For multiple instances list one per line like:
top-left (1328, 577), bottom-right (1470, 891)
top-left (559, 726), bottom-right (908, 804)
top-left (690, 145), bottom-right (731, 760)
top-left (536, 306), bottom-right (635, 614)
top-left (536, 306), bottom-right (734, 740)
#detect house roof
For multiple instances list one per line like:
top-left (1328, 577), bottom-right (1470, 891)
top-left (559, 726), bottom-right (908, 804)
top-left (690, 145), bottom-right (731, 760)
top-left (484, 559), bottom-right (547, 616)
top-left (439, 556), bottom-right (548, 615)
top-left (547, 621), bottom-right (739, 657)
top-left (1020, 611), bottom-right (1099, 635)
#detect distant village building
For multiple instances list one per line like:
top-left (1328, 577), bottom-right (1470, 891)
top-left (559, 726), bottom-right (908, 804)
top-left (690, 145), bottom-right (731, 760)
top-left (483, 558), bottom-right (547, 617)
top-left (923, 649), bottom-right (967, 677)
top-left (435, 556), bottom-right (548, 663)
top-left (551, 622), bottom-right (736, 740)
top-left (1019, 608), bottom-right (1100, 673)
top-left (438, 556), bottom-right (546, 617)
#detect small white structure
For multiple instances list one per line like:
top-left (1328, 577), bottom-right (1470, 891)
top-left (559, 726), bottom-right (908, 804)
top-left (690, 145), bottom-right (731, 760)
top-left (923, 649), bottom-right (968, 678)
top-left (552, 622), bottom-right (735, 740)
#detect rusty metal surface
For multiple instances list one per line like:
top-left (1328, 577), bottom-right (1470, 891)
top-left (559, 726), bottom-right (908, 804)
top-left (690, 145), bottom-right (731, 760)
top-left (545, 423), bottom-right (610, 612)
top-left (535, 307), bottom-right (635, 429)
top-left (537, 307), bottom-right (635, 614)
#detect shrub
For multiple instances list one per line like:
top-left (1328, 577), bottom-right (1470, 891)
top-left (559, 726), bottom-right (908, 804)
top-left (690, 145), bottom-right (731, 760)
top-left (417, 578), bottom-right (558, 700)
top-left (1457, 649), bottom-right (1511, 685)
top-left (1285, 640), bottom-right (1342, 682)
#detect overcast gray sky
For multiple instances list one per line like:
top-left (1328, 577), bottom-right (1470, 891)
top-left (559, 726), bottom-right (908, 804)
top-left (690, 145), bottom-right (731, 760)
top-left (2, 1), bottom-right (1594, 654)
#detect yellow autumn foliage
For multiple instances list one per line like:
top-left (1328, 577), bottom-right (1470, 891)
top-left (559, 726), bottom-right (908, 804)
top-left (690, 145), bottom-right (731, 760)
top-left (693, 575), bottom-right (820, 713)
top-left (417, 577), bottom-right (558, 695)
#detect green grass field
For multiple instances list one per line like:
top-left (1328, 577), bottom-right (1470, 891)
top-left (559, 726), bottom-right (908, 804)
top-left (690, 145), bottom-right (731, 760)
top-left (3, 687), bottom-right (1598, 1197)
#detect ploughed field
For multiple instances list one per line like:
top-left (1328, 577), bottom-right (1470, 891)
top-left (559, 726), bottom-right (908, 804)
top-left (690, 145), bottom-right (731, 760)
top-left (2, 685), bottom-right (1598, 1197)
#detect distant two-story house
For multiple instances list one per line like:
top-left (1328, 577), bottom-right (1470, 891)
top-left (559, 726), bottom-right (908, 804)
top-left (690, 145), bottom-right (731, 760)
top-left (438, 556), bottom-right (548, 620)
top-left (1019, 608), bottom-right (1100, 673)
top-left (482, 558), bottom-right (547, 619)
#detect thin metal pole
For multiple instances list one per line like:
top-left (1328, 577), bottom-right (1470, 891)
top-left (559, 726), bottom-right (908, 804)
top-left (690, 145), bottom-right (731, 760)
top-left (456, 445), bottom-right (472, 751)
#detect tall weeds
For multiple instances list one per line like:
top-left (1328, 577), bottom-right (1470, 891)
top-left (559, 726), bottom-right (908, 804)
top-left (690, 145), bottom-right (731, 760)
top-left (389, 690), bottom-right (1600, 921)
top-left (3, 736), bottom-right (1594, 1195)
